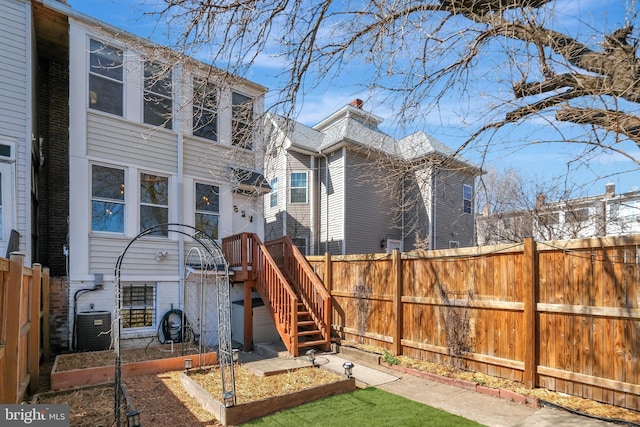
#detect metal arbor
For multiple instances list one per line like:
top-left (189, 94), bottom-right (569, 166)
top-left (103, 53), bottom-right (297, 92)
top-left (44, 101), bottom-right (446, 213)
top-left (113, 224), bottom-right (236, 426)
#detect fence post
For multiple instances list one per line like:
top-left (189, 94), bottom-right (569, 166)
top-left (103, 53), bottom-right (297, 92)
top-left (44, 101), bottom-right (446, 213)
top-left (3, 252), bottom-right (24, 404)
top-left (42, 267), bottom-right (50, 361)
top-left (523, 238), bottom-right (538, 389)
top-left (29, 263), bottom-right (42, 394)
top-left (392, 249), bottom-right (403, 356)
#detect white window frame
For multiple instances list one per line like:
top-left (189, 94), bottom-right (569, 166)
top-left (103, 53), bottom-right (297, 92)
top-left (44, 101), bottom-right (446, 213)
top-left (231, 91), bottom-right (254, 150)
top-left (88, 38), bottom-right (124, 116)
top-left (270, 177), bottom-right (278, 208)
top-left (192, 78), bottom-right (218, 141)
top-left (143, 61), bottom-right (173, 129)
top-left (0, 140), bottom-right (15, 244)
top-left (290, 172), bottom-right (308, 204)
top-left (463, 184), bottom-right (472, 214)
top-left (194, 182), bottom-right (220, 239)
top-left (90, 164), bottom-right (126, 234)
top-left (139, 172), bottom-right (169, 236)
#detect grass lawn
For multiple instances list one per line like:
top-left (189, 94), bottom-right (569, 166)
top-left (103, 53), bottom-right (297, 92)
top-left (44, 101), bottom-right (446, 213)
top-left (242, 387), bottom-right (484, 426)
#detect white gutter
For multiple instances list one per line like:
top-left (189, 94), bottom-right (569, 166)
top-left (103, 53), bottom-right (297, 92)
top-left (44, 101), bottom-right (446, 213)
top-left (309, 156), bottom-right (315, 255)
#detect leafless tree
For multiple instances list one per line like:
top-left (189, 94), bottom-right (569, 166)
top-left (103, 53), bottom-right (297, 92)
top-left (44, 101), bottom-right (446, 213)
top-left (475, 168), bottom-right (627, 244)
top-left (142, 1), bottom-right (640, 164)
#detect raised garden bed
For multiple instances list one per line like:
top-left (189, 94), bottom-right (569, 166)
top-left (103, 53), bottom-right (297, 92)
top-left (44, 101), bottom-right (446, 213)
top-left (51, 346), bottom-right (217, 390)
top-left (181, 366), bottom-right (356, 426)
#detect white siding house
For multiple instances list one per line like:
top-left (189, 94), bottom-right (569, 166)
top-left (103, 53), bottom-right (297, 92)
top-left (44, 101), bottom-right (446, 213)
top-left (265, 100), bottom-right (482, 255)
top-left (0, 0), bottom-right (33, 261)
top-left (20, 0), bottom-right (270, 349)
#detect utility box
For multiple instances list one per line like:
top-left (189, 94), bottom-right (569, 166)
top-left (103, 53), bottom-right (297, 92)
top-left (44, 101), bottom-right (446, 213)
top-left (76, 310), bottom-right (111, 351)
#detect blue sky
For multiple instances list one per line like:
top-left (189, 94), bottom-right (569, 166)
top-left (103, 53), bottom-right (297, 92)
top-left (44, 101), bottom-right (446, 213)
top-left (68, 0), bottom-right (640, 197)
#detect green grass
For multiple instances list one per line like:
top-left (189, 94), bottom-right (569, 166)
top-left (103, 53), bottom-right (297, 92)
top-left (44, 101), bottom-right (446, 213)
top-left (242, 387), bottom-right (483, 426)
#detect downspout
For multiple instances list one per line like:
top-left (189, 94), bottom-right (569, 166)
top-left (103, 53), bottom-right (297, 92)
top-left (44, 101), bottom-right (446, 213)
top-left (319, 151), bottom-right (329, 254)
top-left (309, 156), bottom-right (315, 255)
top-left (431, 170), bottom-right (436, 250)
top-left (401, 175), bottom-right (405, 251)
top-left (177, 132), bottom-right (184, 309)
top-left (176, 68), bottom-right (184, 309)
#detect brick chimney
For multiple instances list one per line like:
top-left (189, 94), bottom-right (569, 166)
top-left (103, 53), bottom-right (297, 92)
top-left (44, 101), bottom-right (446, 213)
top-left (536, 193), bottom-right (546, 209)
top-left (605, 182), bottom-right (615, 198)
top-left (349, 99), bottom-right (364, 109)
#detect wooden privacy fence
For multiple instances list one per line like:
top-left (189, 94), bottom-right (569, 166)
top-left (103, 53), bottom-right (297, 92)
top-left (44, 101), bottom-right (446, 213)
top-left (307, 235), bottom-right (640, 411)
top-left (0, 253), bottom-right (50, 404)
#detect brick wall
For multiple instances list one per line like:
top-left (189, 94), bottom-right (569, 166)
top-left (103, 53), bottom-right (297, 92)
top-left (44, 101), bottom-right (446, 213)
top-left (37, 57), bottom-right (69, 277)
top-left (48, 276), bottom-right (69, 354)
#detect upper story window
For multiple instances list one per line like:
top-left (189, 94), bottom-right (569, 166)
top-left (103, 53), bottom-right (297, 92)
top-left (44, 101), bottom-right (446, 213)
top-left (463, 184), bottom-right (472, 214)
top-left (193, 78), bottom-right (218, 141)
top-left (144, 61), bottom-right (173, 129)
top-left (290, 172), bottom-right (308, 204)
top-left (89, 39), bottom-right (123, 116)
top-left (91, 165), bottom-right (125, 233)
top-left (231, 92), bottom-right (253, 149)
top-left (140, 173), bottom-right (168, 236)
top-left (270, 178), bottom-right (278, 208)
top-left (195, 183), bottom-right (219, 239)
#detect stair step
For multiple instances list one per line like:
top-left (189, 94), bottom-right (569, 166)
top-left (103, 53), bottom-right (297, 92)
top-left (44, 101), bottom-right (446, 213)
top-left (298, 320), bottom-right (316, 327)
top-left (297, 339), bottom-right (328, 348)
top-left (298, 329), bottom-right (321, 336)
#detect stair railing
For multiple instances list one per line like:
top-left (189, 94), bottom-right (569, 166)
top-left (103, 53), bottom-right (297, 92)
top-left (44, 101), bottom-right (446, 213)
top-left (265, 237), bottom-right (331, 342)
top-left (222, 233), bottom-right (299, 355)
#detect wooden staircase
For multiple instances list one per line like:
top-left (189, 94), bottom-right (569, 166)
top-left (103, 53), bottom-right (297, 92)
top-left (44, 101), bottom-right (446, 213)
top-left (222, 233), bottom-right (331, 356)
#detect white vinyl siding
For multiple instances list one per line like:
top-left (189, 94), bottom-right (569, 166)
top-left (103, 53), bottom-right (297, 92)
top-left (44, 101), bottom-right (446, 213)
top-left (0, 1), bottom-right (29, 258)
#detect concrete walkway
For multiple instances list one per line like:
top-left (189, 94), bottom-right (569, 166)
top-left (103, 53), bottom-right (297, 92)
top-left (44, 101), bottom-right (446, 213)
top-left (247, 343), bottom-right (622, 427)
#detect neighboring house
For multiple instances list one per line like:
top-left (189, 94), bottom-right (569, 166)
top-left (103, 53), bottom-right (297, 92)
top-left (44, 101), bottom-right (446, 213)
top-left (11, 0), bottom-right (270, 350)
top-left (477, 183), bottom-right (640, 244)
top-left (0, 0), bottom-right (37, 263)
top-left (264, 99), bottom-right (482, 255)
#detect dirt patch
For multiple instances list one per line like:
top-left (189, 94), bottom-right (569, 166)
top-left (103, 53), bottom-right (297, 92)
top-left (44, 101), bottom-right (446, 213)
top-left (38, 349), bottom-right (343, 427)
top-left (55, 344), bottom-right (200, 372)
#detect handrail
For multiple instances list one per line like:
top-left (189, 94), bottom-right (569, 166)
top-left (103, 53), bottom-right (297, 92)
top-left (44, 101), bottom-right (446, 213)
top-left (222, 233), bottom-right (299, 355)
top-left (265, 237), bottom-right (331, 340)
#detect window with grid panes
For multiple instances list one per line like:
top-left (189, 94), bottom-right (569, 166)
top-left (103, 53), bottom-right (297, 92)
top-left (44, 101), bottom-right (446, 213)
top-left (463, 184), bottom-right (472, 214)
top-left (122, 284), bottom-right (155, 329)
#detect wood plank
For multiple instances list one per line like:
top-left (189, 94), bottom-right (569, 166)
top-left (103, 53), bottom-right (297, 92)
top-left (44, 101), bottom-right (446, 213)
top-left (537, 365), bottom-right (640, 395)
top-left (392, 250), bottom-right (402, 356)
top-left (522, 238), bottom-right (536, 388)
top-left (29, 264), bottom-right (42, 394)
top-left (3, 253), bottom-right (24, 404)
